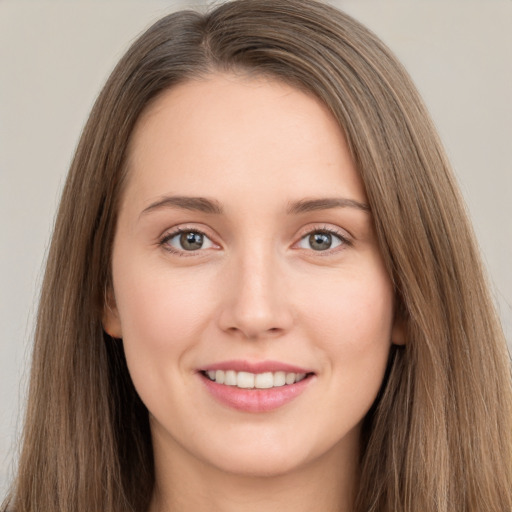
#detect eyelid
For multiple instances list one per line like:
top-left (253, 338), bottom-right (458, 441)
top-left (156, 222), bottom-right (352, 256)
top-left (292, 224), bottom-right (353, 253)
top-left (158, 224), bottom-right (221, 256)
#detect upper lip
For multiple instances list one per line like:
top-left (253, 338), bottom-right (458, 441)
top-left (199, 360), bottom-right (314, 374)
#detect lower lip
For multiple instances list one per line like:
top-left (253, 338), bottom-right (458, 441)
top-left (200, 373), bottom-right (314, 413)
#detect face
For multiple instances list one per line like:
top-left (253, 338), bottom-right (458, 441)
top-left (104, 73), bottom-right (403, 479)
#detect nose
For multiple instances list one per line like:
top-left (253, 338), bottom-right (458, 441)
top-left (217, 247), bottom-right (294, 340)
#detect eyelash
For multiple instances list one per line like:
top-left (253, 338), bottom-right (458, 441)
top-left (158, 227), bottom-right (215, 257)
top-left (158, 225), bottom-right (352, 256)
top-left (298, 226), bottom-right (352, 254)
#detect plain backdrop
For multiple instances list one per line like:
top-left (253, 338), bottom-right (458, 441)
top-left (1, 0), bottom-right (511, 496)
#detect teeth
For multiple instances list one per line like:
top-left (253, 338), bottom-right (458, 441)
top-left (255, 372), bottom-right (274, 389)
top-left (237, 371), bottom-right (254, 388)
top-left (225, 370), bottom-right (237, 386)
top-left (274, 371), bottom-right (286, 387)
top-left (204, 370), bottom-right (309, 389)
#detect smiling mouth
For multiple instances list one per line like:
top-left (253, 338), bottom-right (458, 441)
top-left (201, 370), bottom-right (312, 389)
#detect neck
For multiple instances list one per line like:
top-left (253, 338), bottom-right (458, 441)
top-left (149, 430), bottom-right (359, 512)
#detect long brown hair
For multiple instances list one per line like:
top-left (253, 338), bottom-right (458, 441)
top-left (4, 1), bottom-right (512, 510)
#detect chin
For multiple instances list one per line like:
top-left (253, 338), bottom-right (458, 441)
top-left (202, 446), bottom-right (310, 478)
top-left (190, 423), bottom-right (349, 480)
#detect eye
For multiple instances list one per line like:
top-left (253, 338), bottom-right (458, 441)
top-left (161, 229), bottom-right (215, 252)
top-left (297, 230), bottom-right (347, 251)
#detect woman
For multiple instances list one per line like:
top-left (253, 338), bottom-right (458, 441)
top-left (3, 0), bottom-right (511, 511)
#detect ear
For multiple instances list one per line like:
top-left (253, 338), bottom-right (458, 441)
top-left (391, 308), bottom-right (407, 346)
top-left (102, 287), bottom-right (123, 338)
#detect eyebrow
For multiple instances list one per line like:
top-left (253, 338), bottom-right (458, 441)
top-left (286, 197), bottom-right (370, 214)
top-left (140, 195), bottom-right (370, 218)
top-left (140, 196), bottom-right (224, 217)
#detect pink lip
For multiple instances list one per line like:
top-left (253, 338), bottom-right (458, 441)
top-left (198, 360), bottom-right (315, 413)
top-left (200, 359), bottom-right (312, 374)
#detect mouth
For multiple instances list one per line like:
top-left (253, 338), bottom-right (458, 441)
top-left (201, 369), bottom-right (311, 389)
top-left (198, 362), bottom-right (315, 413)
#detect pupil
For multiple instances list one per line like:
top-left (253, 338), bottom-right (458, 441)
top-left (180, 232), bottom-right (203, 250)
top-left (309, 232), bottom-right (331, 251)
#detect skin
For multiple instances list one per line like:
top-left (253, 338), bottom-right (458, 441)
top-left (104, 73), bottom-right (404, 512)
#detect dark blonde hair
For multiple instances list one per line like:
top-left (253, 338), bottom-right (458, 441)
top-left (4, 1), bottom-right (512, 511)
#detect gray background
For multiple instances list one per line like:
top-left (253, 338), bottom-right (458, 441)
top-left (1, 0), bottom-right (511, 496)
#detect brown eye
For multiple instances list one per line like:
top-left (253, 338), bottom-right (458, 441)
top-left (297, 230), bottom-right (346, 252)
top-left (180, 231), bottom-right (204, 250)
top-left (308, 232), bottom-right (332, 251)
top-left (163, 230), bottom-right (215, 252)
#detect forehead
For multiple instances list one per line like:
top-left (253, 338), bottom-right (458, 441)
top-left (123, 73), bottom-right (366, 209)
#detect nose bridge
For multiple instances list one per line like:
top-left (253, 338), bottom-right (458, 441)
top-left (219, 239), bottom-right (292, 338)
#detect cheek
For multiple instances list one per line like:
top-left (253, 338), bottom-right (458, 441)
top-left (305, 268), bottom-right (394, 341)
top-left (303, 265), bottom-right (395, 387)
top-left (320, 275), bottom-right (393, 420)
top-left (112, 258), bottom-right (218, 379)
